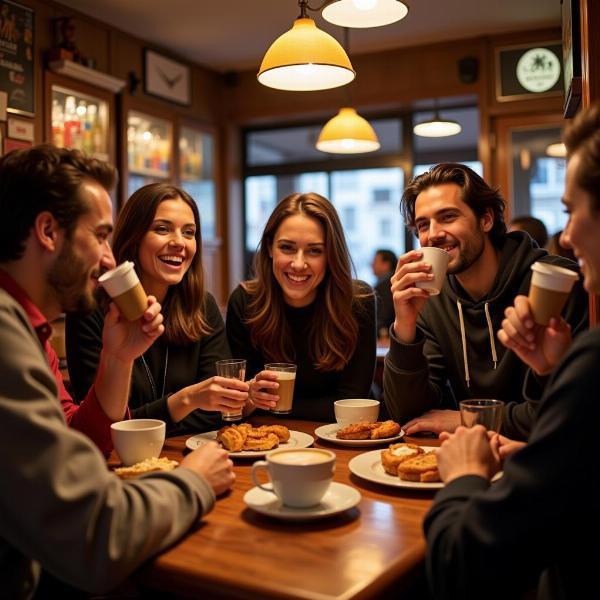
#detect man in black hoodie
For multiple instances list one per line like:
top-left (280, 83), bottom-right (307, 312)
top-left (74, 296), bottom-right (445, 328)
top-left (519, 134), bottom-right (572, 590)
top-left (383, 163), bottom-right (588, 440)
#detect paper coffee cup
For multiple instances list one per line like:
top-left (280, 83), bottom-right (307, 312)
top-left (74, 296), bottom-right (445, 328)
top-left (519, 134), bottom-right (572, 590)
top-left (414, 247), bottom-right (451, 296)
top-left (98, 261), bottom-right (148, 322)
top-left (528, 262), bottom-right (578, 326)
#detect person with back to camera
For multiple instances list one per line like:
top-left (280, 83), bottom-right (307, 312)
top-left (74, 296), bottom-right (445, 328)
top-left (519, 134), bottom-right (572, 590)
top-left (67, 182), bottom-right (248, 436)
top-left (383, 163), bottom-right (588, 440)
top-left (372, 248), bottom-right (397, 338)
top-left (509, 214), bottom-right (548, 248)
top-left (226, 192), bottom-right (377, 422)
top-left (0, 146), bottom-right (234, 597)
top-left (424, 101), bottom-right (600, 600)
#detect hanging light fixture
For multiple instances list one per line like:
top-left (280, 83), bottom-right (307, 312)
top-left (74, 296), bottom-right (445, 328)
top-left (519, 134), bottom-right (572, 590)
top-left (413, 105), bottom-right (462, 138)
top-left (317, 107), bottom-right (380, 153)
top-left (322, 0), bottom-right (409, 28)
top-left (546, 142), bottom-right (567, 158)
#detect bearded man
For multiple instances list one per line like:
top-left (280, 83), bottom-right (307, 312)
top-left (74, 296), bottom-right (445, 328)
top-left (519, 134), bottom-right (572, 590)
top-left (383, 163), bottom-right (588, 440)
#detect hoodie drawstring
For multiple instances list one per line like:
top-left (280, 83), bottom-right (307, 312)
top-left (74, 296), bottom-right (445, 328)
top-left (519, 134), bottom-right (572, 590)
top-left (457, 300), bottom-right (470, 388)
top-left (484, 301), bottom-right (498, 370)
top-left (456, 300), bottom-right (498, 389)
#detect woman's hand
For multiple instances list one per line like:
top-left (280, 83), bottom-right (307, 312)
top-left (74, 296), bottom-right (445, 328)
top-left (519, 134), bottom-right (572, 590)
top-left (168, 377), bottom-right (249, 422)
top-left (247, 370), bottom-right (279, 410)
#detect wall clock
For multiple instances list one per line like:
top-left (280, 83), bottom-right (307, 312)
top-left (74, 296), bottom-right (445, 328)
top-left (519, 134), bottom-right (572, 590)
top-left (144, 49), bottom-right (191, 106)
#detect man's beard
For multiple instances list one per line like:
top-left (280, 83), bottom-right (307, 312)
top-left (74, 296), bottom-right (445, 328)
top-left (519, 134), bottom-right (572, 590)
top-left (446, 230), bottom-right (486, 275)
top-left (48, 240), bottom-right (98, 314)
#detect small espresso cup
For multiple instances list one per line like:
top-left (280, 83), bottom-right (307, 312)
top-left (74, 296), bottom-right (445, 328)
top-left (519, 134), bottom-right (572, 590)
top-left (334, 399), bottom-right (380, 424)
top-left (251, 448), bottom-right (335, 508)
top-left (528, 262), bottom-right (579, 326)
top-left (264, 363), bottom-right (297, 414)
top-left (110, 419), bottom-right (166, 466)
top-left (459, 399), bottom-right (504, 432)
top-left (414, 246), bottom-right (451, 296)
top-left (215, 359), bottom-right (246, 421)
top-left (99, 261), bottom-right (148, 321)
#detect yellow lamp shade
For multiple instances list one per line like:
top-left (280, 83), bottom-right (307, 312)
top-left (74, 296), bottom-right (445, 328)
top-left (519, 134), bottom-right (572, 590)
top-left (546, 142), bottom-right (567, 158)
top-left (316, 107), bottom-right (381, 154)
top-left (322, 0), bottom-right (409, 28)
top-left (258, 18), bottom-right (355, 91)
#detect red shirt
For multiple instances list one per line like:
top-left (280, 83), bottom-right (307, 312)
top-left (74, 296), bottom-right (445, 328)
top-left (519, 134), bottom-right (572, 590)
top-left (0, 269), bottom-right (123, 455)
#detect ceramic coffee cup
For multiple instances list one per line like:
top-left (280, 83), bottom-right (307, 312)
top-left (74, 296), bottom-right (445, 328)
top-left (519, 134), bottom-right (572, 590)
top-left (99, 261), bottom-right (148, 321)
top-left (251, 448), bottom-right (335, 508)
top-left (334, 399), bottom-right (380, 424)
top-left (110, 419), bottom-right (166, 466)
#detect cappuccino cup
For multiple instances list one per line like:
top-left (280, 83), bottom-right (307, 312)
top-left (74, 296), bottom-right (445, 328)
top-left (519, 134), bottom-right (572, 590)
top-left (264, 363), bottom-right (296, 414)
top-left (110, 419), bottom-right (166, 466)
top-left (414, 247), bottom-right (451, 296)
top-left (252, 448), bottom-right (335, 508)
top-left (99, 261), bottom-right (148, 321)
top-left (334, 399), bottom-right (380, 424)
top-left (528, 262), bottom-right (579, 326)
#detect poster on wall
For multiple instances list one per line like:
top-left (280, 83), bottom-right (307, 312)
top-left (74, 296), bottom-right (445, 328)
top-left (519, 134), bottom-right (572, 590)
top-left (0, 0), bottom-right (34, 116)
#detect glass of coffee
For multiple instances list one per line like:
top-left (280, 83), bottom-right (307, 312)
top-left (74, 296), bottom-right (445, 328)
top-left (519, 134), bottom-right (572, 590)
top-left (264, 363), bottom-right (297, 414)
top-left (215, 359), bottom-right (246, 421)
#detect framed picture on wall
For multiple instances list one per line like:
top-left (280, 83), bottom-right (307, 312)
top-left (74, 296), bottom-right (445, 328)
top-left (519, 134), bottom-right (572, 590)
top-left (144, 49), bottom-right (191, 106)
top-left (0, 0), bottom-right (35, 116)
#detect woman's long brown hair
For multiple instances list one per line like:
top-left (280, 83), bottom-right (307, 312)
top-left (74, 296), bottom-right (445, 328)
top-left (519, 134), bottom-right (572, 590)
top-left (111, 182), bottom-right (211, 344)
top-left (243, 192), bottom-right (371, 371)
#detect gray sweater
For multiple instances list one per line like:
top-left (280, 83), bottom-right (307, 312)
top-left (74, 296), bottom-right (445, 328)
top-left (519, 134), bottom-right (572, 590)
top-left (0, 288), bottom-right (215, 598)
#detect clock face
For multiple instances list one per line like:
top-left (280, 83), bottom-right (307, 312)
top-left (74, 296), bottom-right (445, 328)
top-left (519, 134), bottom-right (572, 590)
top-left (145, 49), bottom-right (190, 105)
top-left (516, 48), bottom-right (561, 93)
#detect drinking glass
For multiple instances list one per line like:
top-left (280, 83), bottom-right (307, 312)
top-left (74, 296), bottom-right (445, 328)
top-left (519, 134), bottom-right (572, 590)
top-left (215, 359), bottom-right (246, 421)
top-left (264, 363), bottom-right (297, 414)
top-left (459, 399), bottom-right (504, 432)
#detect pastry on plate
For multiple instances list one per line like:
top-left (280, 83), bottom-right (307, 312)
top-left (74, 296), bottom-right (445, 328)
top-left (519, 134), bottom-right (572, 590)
top-left (114, 456), bottom-right (179, 479)
top-left (216, 424), bottom-right (289, 451)
top-left (217, 425), bottom-right (246, 452)
top-left (336, 421), bottom-right (376, 440)
top-left (397, 451), bottom-right (440, 483)
top-left (380, 443), bottom-right (424, 475)
top-left (242, 432), bottom-right (279, 451)
top-left (370, 420), bottom-right (402, 439)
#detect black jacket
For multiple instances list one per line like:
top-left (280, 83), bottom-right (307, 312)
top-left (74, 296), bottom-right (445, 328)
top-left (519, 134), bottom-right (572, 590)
top-left (383, 231), bottom-right (589, 439)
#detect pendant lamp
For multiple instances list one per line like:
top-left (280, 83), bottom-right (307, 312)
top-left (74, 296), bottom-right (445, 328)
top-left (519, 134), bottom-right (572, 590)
top-left (322, 0), bottom-right (409, 28)
top-left (316, 107), bottom-right (380, 153)
top-left (413, 108), bottom-right (462, 138)
top-left (546, 142), bottom-right (567, 158)
top-left (258, 17), bottom-right (355, 91)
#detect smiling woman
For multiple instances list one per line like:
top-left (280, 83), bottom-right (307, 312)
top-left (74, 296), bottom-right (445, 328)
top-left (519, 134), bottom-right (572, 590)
top-left (66, 183), bottom-right (249, 436)
top-left (226, 192), bottom-right (377, 422)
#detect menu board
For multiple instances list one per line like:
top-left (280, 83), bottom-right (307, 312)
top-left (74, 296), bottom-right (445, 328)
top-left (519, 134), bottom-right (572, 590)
top-left (0, 0), bottom-right (34, 116)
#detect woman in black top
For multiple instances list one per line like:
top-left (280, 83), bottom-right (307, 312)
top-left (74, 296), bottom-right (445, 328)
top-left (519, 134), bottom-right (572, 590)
top-left (67, 183), bottom-right (248, 435)
top-left (226, 192), bottom-right (376, 422)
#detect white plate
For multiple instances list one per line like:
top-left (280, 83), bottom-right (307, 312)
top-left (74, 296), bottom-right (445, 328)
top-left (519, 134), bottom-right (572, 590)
top-left (185, 429), bottom-right (314, 457)
top-left (243, 482), bottom-right (361, 521)
top-left (314, 423), bottom-right (405, 447)
top-left (348, 447), bottom-right (444, 490)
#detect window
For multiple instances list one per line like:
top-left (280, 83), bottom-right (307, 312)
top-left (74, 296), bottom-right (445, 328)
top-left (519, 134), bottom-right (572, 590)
top-left (373, 189), bottom-right (391, 203)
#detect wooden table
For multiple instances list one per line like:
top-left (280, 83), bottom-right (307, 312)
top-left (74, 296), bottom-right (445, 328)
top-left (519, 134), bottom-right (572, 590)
top-left (132, 419), bottom-right (439, 600)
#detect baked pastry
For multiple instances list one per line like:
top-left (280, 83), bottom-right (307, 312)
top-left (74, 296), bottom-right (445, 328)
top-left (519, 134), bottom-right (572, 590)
top-left (380, 443), bottom-right (424, 475)
top-left (336, 422), bottom-right (377, 440)
top-left (217, 425), bottom-right (245, 452)
top-left (336, 420), bottom-right (402, 440)
top-left (242, 432), bottom-right (279, 451)
top-left (371, 420), bottom-right (402, 439)
top-left (216, 424), bottom-right (289, 451)
top-left (257, 424), bottom-right (290, 442)
top-left (114, 457), bottom-right (179, 479)
top-left (397, 451), bottom-right (440, 483)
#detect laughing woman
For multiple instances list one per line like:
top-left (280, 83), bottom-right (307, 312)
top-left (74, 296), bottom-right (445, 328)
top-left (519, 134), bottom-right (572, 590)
top-left (66, 183), bottom-right (247, 435)
top-left (226, 192), bottom-right (376, 422)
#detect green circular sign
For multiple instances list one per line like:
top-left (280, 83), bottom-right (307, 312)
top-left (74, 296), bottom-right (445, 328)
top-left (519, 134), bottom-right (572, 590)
top-left (516, 48), bottom-right (560, 93)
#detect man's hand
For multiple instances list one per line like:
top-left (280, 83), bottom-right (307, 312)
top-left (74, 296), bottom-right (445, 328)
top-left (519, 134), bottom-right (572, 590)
top-left (488, 431), bottom-right (526, 463)
top-left (102, 296), bottom-right (164, 364)
top-left (498, 295), bottom-right (572, 375)
top-left (181, 441), bottom-right (235, 496)
top-left (391, 250), bottom-right (433, 343)
top-left (437, 425), bottom-right (501, 483)
top-left (403, 409), bottom-right (461, 435)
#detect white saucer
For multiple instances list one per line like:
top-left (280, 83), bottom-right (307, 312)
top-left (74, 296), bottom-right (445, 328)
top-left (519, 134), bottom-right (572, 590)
top-left (314, 423), bottom-right (405, 447)
top-left (186, 429), bottom-right (314, 457)
top-left (243, 482), bottom-right (361, 521)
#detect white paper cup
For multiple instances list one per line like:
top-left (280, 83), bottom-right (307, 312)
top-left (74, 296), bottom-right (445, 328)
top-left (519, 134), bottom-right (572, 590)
top-left (414, 247), bottom-right (451, 296)
top-left (110, 419), bottom-right (166, 466)
top-left (334, 399), bottom-right (380, 424)
top-left (98, 261), bottom-right (148, 321)
top-left (528, 262), bottom-right (579, 325)
top-left (251, 448), bottom-right (335, 508)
